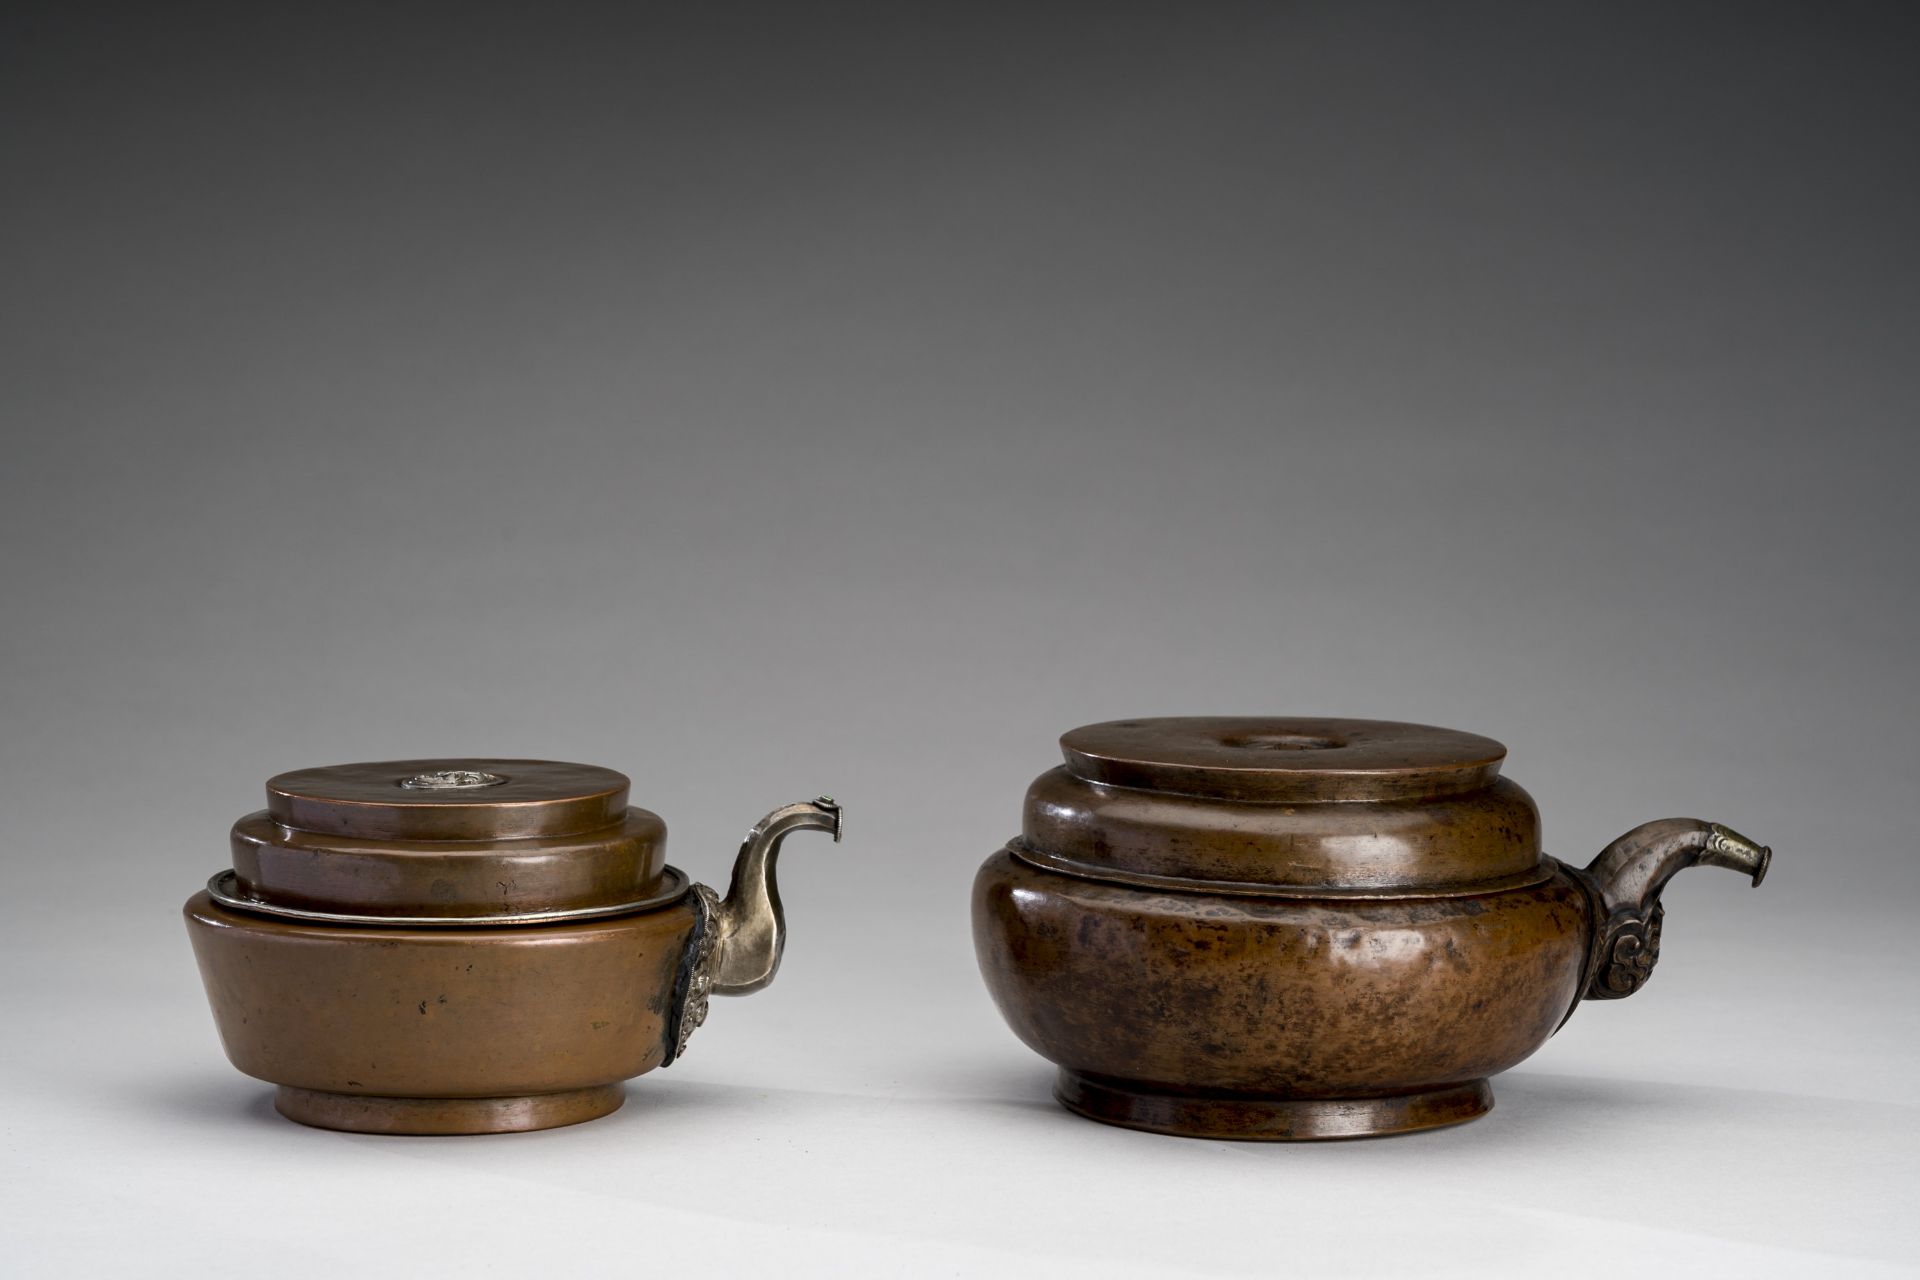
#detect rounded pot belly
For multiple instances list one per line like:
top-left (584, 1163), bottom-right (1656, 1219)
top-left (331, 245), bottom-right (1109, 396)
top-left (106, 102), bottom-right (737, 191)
top-left (184, 892), bottom-right (695, 1104)
top-left (973, 848), bottom-right (1589, 1099)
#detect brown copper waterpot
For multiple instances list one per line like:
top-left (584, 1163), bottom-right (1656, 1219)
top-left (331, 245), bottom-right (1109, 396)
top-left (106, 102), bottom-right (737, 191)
top-left (186, 759), bottom-right (841, 1134)
top-left (973, 718), bottom-right (1771, 1140)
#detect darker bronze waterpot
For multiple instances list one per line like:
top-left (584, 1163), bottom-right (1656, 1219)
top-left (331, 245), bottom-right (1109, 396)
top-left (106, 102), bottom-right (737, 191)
top-left (972, 718), bottom-right (1771, 1141)
top-left (185, 759), bottom-right (841, 1134)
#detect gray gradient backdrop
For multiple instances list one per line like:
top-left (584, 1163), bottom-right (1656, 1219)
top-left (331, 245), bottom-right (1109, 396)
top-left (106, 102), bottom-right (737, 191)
top-left (3, 3), bottom-right (1916, 1276)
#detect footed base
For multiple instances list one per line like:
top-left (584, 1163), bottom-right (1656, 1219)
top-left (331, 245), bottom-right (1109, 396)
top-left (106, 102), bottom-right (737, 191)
top-left (1056, 1071), bottom-right (1493, 1141)
top-left (274, 1084), bottom-right (626, 1134)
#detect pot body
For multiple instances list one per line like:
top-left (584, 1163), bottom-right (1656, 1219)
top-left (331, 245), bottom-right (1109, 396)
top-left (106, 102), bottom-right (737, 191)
top-left (184, 890), bottom-right (696, 1134)
top-left (972, 847), bottom-right (1591, 1139)
top-left (979, 719), bottom-right (1769, 1140)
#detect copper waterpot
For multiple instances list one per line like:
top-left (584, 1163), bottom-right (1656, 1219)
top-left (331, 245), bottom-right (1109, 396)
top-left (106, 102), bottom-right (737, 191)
top-left (184, 759), bottom-right (841, 1134)
top-left (973, 718), bottom-right (1771, 1141)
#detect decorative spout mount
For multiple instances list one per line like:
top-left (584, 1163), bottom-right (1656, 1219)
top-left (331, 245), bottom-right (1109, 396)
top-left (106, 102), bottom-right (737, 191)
top-left (667, 796), bottom-right (843, 1064)
top-left (1575, 818), bottom-right (1770, 1001)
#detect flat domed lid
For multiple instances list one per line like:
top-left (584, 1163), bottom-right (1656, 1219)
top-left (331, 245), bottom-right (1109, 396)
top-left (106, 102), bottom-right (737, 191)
top-left (1022, 718), bottom-right (1541, 896)
top-left (267, 759), bottom-right (631, 840)
top-left (223, 758), bottom-right (673, 922)
top-left (1061, 718), bottom-right (1507, 803)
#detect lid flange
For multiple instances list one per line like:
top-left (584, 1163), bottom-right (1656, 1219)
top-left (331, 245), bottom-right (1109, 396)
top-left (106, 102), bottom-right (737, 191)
top-left (206, 866), bottom-right (692, 927)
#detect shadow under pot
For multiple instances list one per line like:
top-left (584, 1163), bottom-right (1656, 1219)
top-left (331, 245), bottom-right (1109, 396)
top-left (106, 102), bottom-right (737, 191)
top-left (972, 718), bottom-right (1771, 1141)
top-left (184, 759), bottom-right (841, 1134)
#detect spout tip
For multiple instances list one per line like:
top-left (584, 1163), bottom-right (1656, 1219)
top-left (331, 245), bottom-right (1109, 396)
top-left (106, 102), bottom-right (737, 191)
top-left (815, 795), bottom-right (843, 843)
top-left (1702, 822), bottom-right (1771, 887)
top-left (1751, 844), bottom-right (1771, 888)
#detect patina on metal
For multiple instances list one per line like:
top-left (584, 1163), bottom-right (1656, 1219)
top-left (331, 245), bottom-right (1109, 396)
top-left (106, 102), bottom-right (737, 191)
top-left (972, 717), bottom-right (1771, 1141)
top-left (184, 758), bottom-right (842, 1135)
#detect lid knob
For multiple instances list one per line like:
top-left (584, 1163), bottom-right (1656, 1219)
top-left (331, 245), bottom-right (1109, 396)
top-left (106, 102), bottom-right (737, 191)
top-left (396, 768), bottom-right (510, 790)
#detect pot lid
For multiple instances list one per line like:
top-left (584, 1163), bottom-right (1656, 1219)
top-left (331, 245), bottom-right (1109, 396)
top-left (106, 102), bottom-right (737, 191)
top-left (224, 758), bottom-right (674, 922)
top-left (267, 759), bottom-right (631, 840)
top-left (1021, 718), bottom-right (1544, 896)
top-left (1060, 718), bottom-right (1507, 803)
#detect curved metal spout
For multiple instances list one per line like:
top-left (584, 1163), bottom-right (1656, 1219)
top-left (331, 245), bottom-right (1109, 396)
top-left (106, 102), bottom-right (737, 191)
top-left (709, 796), bottom-right (843, 996)
top-left (1575, 818), bottom-right (1770, 1001)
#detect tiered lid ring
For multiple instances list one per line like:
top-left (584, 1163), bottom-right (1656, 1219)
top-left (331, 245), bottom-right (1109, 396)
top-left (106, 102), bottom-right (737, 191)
top-left (206, 866), bottom-right (692, 928)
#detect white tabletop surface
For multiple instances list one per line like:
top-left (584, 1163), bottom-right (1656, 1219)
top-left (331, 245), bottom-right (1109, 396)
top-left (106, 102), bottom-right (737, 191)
top-left (5, 850), bottom-right (1915, 1279)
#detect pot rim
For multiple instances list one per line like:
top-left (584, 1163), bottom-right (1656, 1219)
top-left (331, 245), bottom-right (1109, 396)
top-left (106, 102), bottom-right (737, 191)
top-left (204, 865), bottom-right (693, 927)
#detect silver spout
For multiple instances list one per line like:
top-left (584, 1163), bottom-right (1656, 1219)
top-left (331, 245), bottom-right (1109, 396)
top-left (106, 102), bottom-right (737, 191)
top-left (1575, 817), bottom-right (1772, 1001)
top-left (709, 796), bottom-right (842, 996)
